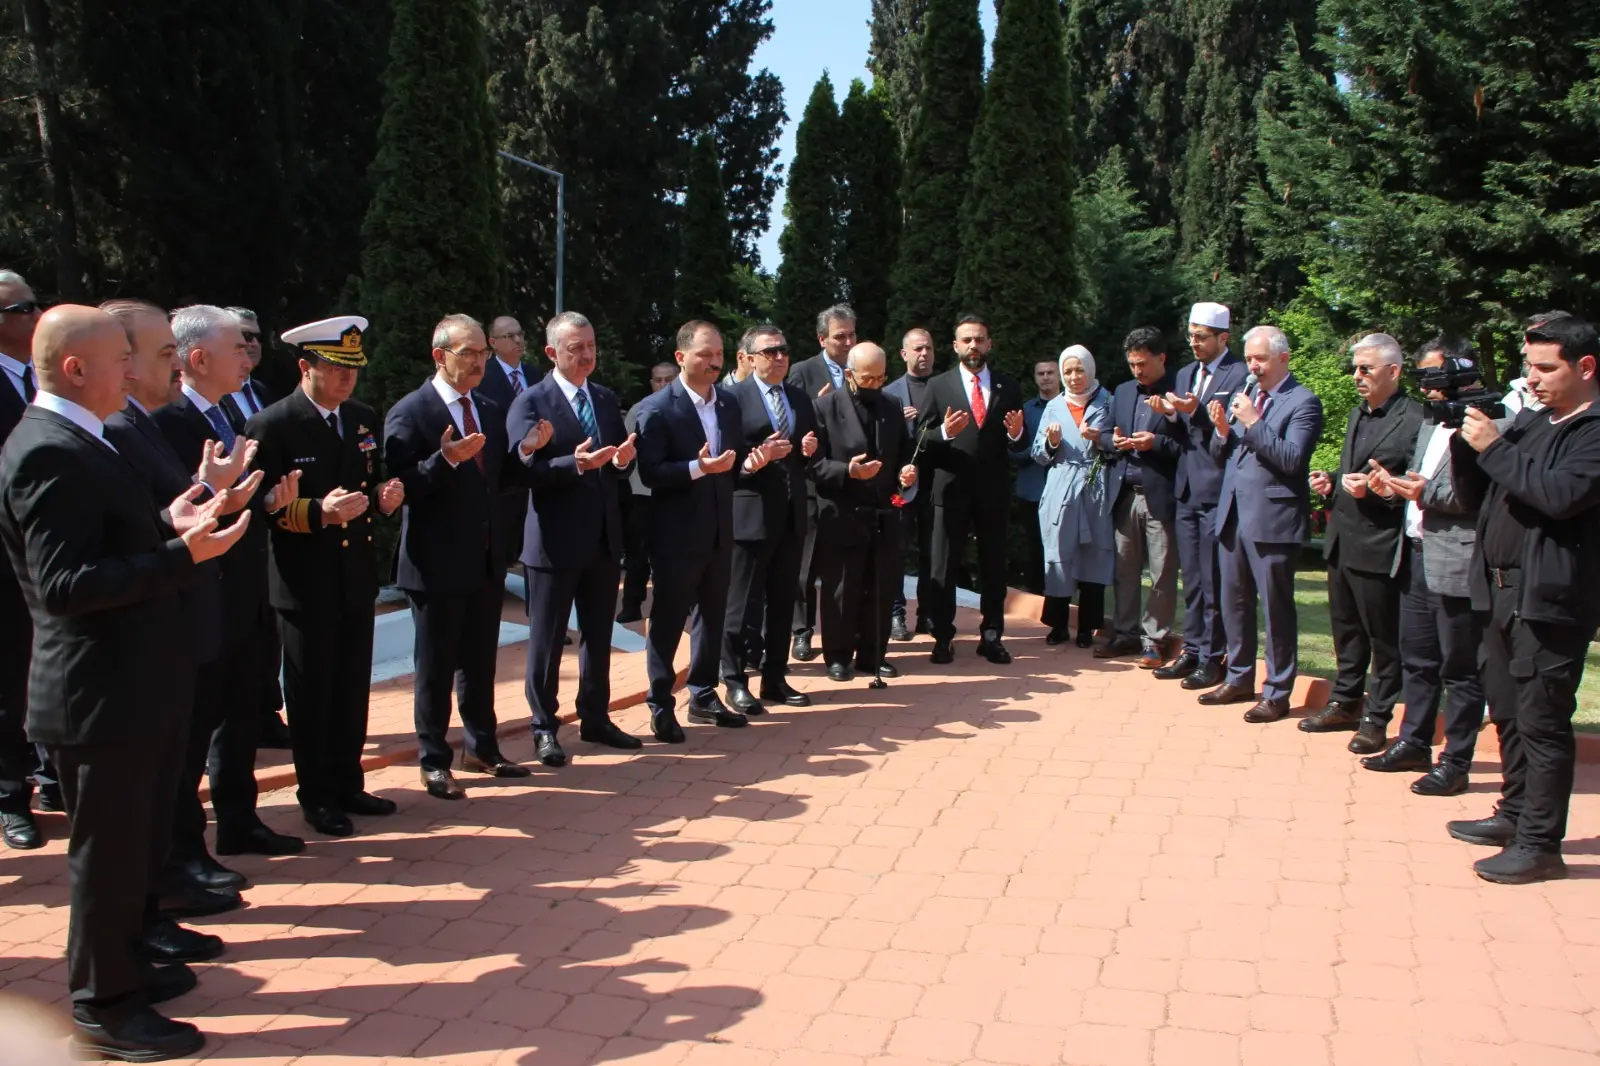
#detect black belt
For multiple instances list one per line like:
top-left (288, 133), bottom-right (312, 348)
top-left (1489, 565), bottom-right (1519, 589)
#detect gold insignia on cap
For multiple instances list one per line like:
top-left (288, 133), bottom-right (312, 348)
top-left (303, 325), bottom-right (367, 368)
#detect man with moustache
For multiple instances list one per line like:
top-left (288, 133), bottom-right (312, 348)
top-left (506, 311), bottom-right (643, 767)
top-left (481, 315), bottom-right (544, 564)
top-left (721, 325), bottom-right (818, 712)
top-left (884, 328), bottom-right (936, 640)
top-left (385, 314), bottom-right (552, 798)
top-left (786, 304), bottom-right (857, 662)
top-left (634, 320), bottom-right (765, 741)
top-left (618, 361), bottom-right (679, 623)
top-left (0, 304), bottom-right (252, 1060)
top-left (1011, 356), bottom-right (1063, 597)
top-left (914, 315), bottom-right (1027, 664)
top-left (246, 316), bottom-right (406, 838)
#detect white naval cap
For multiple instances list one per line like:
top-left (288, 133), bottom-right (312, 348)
top-left (281, 315), bottom-right (369, 368)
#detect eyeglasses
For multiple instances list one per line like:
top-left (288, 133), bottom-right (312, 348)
top-left (241, 331), bottom-right (262, 343)
top-left (851, 372), bottom-right (887, 387)
top-left (752, 345), bottom-right (790, 359)
top-left (446, 346), bottom-right (489, 360)
top-left (0, 300), bottom-right (42, 315)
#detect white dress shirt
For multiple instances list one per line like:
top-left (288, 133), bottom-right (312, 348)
top-left (1404, 424), bottom-right (1455, 539)
top-left (684, 377), bottom-right (721, 481)
top-left (310, 395), bottom-right (344, 437)
top-left (0, 352), bottom-right (30, 401)
top-left (181, 382), bottom-right (220, 417)
top-left (33, 391), bottom-right (116, 451)
top-left (430, 374), bottom-right (483, 466)
top-left (548, 367), bottom-right (594, 425)
top-left (496, 356), bottom-right (527, 394)
top-left (229, 377), bottom-right (267, 418)
top-left (945, 364), bottom-right (1021, 440)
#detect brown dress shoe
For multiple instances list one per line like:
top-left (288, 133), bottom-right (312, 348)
top-left (1298, 701), bottom-right (1362, 733)
top-left (1347, 719), bottom-right (1387, 754)
top-left (421, 768), bottom-right (465, 800)
top-left (461, 755), bottom-right (533, 778)
top-left (1094, 635), bottom-right (1139, 660)
top-left (1197, 682), bottom-right (1256, 706)
top-left (1243, 698), bottom-right (1289, 723)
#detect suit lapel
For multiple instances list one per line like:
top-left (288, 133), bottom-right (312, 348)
top-left (539, 376), bottom-right (586, 448)
top-left (670, 380), bottom-right (708, 448)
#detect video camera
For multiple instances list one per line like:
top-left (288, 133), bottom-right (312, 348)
top-left (1408, 356), bottom-right (1506, 427)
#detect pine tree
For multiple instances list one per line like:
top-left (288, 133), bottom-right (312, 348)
top-left (773, 73), bottom-right (843, 348)
top-left (838, 81), bottom-right (903, 345)
top-left (358, 0), bottom-right (503, 412)
top-left (888, 0), bottom-right (984, 350)
top-left (674, 132), bottom-right (739, 328)
top-left (867, 0), bottom-right (930, 148)
top-left (952, 0), bottom-right (1075, 379)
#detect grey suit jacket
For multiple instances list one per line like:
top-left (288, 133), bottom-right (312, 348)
top-left (1408, 422), bottom-right (1477, 600)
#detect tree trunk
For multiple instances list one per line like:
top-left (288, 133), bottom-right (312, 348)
top-left (20, 0), bottom-right (84, 300)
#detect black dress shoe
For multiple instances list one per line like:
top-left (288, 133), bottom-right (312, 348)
top-left (341, 792), bottom-right (398, 816)
top-left (179, 856), bottom-right (247, 892)
top-left (215, 823), bottom-right (306, 857)
top-left (578, 721), bottom-right (645, 749)
top-left (1045, 626), bottom-right (1071, 646)
top-left (616, 603), bottom-right (643, 624)
top-left (1093, 635), bottom-right (1139, 660)
top-left (1197, 682), bottom-right (1256, 706)
top-left (759, 677), bottom-right (812, 707)
top-left (535, 734), bottom-right (568, 767)
top-left (915, 616), bottom-right (932, 635)
top-left (976, 631), bottom-right (1012, 664)
top-left (1, 810), bottom-right (41, 850)
top-left (1361, 740), bottom-right (1431, 773)
top-left (1242, 698), bottom-right (1290, 723)
top-left (726, 684), bottom-right (767, 716)
top-left (875, 661), bottom-right (900, 679)
top-left (159, 883), bottom-right (242, 919)
top-left (1152, 651), bottom-right (1199, 681)
top-left (35, 788), bottom-right (64, 813)
top-left (1299, 701), bottom-right (1363, 732)
top-left (792, 634), bottom-right (819, 662)
top-left (890, 615), bottom-right (912, 642)
top-left (141, 919), bottom-right (224, 964)
top-left (1347, 718), bottom-right (1387, 755)
top-left (259, 711), bottom-right (293, 750)
top-left (461, 754), bottom-right (534, 777)
top-left (930, 640), bottom-right (954, 665)
top-left (1180, 661), bottom-right (1224, 690)
top-left (422, 768), bottom-right (465, 800)
top-left (688, 696), bottom-right (748, 728)
top-left (1474, 844), bottom-right (1568, 884)
top-left (303, 806), bottom-right (354, 838)
top-left (73, 1005), bottom-right (205, 1062)
top-left (142, 961), bottom-right (198, 1005)
top-left (827, 661), bottom-right (854, 682)
top-left (1447, 813), bottom-right (1516, 847)
top-left (1411, 762), bottom-right (1469, 797)
top-left (1075, 630), bottom-right (1095, 648)
top-left (651, 709), bottom-right (686, 743)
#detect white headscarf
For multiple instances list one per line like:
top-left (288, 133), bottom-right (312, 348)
top-left (1058, 345), bottom-right (1097, 405)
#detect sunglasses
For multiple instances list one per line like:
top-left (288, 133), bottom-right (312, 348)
top-left (0, 300), bottom-right (43, 315)
top-left (753, 345), bottom-right (790, 358)
top-left (1349, 363), bottom-right (1390, 377)
top-left (241, 330), bottom-right (262, 343)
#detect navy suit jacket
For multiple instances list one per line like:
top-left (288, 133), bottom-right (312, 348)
top-left (729, 374), bottom-right (815, 542)
top-left (383, 381), bottom-right (513, 593)
top-left (1108, 375), bottom-right (1181, 523)
top-left (1172, 351), bottom-right (1249, 507)
top-left (1212, 373), bottom-right (1325, 545)
top-left (478, 356), bottom-right (544, 412)
top-left (505, 372), bottom-right (631, 569)
top-left (634, 378), bottom-right (749, 559)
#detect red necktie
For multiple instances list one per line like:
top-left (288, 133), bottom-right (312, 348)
top-left (1254, 389), bottom-right (1270, 418)
top-left (459, 398), bottom-right (485, 473)
top-left (969, 374), bottom-right (987, 429)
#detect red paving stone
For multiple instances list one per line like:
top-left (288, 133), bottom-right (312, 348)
top-left (2, 598), bottom-right (1598, 1066)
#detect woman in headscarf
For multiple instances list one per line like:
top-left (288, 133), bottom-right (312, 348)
top-left (1031, 345), bottom-right (1115, 646)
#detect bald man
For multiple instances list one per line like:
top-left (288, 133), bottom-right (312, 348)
top-left (0, 306), bottom-right (251, 1059)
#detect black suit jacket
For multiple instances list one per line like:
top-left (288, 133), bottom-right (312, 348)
top-left (221, 376), bottom-right (277, 428)
top-left (912, 365), bottom-right (1025, 507)
top-left (809, 388), bottom-right (917, 547)
top-left (1325, 394), bottom-right (1425, 576)
top-left (0, 409), bottom-right (197, 746)
top-left (384, 381), bottom-right (514, 594)
top-left (245, 388), bottom-right (386, 612)
top-left (787, 354), bottom-right (846, 499)
top-left (479, 357), bottom-right (544, 412)
top-left (505, 373), bottom-right (631, 569)
top-left (634, 378), bottom-right (749, 559)
top-left (0, 374), bottom-right (29, 622)
top-left (730, 375), bottom-right (815, 542)
top-left (1109, 375), bottom-right (1182, 524)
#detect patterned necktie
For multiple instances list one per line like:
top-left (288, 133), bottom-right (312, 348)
top-left (969, 374), bottom-right (987, 429)
top-left (204, 404), bottom-right (237, 452)
top-left (459, 398), bottom-right (485, 472)
top-left (1255, 388), bottom-right (1270, 417)
top-left (242, 381), bottom-right (260, 415)
top-left (21, 365), bottom-right (36, 402)
top-left (768, 384), bottom-right (789, 438)
top-left (574, 388), bottom-right (600, 442)
top-left (510, 368), bottom-right (524, 396)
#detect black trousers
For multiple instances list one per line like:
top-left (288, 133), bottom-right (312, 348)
top-left (1013, 496), bottom-right (1045, 595)
top-left (279, 596), bottom-right (374, 810)
top-left (928, 494), bottom-right (1008, 641)
top-left (646, 548), bottom-right (731, 711)
top-left (525, 555), bottom-right (620, 734)
top-left (1175, 500), bottom-right (1225, 664)
top-left (890, 487), bottom-right (934, 625)
top-left (723, 523), bottom-right (803, 686)
top-left (792, 495), bottom-right (821, 640)
top-left (1042, 584), bottom-right (1105, 635)
top-left (817, 514), bottom-right (897, 671)
top-left (1481, 581), bottom-right (1591, 850)
top-left (1395, 542), bottom-right (1484, 767)
top-left (1326, 552), bottom-right (1403, 716)
top-left (0, 581), bottom-right (35, 815)
top-left (411, 579), bottom-right (504, 770)
top-left (171, 626), bottom-right (268, 862)
top-left (620, 493), bottom-right (652, 610)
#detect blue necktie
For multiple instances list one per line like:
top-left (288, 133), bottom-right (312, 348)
top-left (204, 404), bottom-right (237, 452)
top-left (768, 385), bottom-right (789, 437)
top-left (574, 388), bottom-right (599, 441)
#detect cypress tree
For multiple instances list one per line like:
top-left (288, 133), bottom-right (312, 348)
top-left (952, 0), bottom-right (1075, 380)
top-left (867, 0), bottom-right (931, 148)
top-left (838, 80), bottom-right (903, 345)
top-left (773, 73), bottom-right (843, 348)
top-left (358, 0), bottom-right (503, 412)
top-left (887, 0), bottom-right (984, 350)
top-left (674, 132), bottom-right (740, 328)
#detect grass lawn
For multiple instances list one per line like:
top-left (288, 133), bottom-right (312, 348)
top-left (1288, 564), bottom-right (1600, 732)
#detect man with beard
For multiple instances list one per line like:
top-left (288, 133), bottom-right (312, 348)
top-left (883, 328), bottom-right (936, 640)
top-left (914, 316), bottom-right (1026, 665)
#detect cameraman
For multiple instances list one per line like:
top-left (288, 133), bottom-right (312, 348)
top-left (1447, 311), bottom-right (1600, 885)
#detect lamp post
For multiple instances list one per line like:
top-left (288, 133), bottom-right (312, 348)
top-left (497, 150), bottom-right (565, 313)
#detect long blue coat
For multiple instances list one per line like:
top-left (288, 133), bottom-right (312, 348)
top-left (1032, 387), bottom-right (1116, 598)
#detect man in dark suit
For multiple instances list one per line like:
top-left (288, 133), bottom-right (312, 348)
top-left (505, 310), bottom-right (643, 767)
top-left (0, 305), bottom-right (254, 1061)
top-left (481, 315), bottom-right (544, 566)
top-left (810, 343), bottom-right (920, 682)
top-left (246, 315), bottom-right (406, 838)
top-left (883, 329), bottom-right (936, 640)
top-left (1200, 325), bottom-right (1326, 723)
top-left (1097, 328), bottom-right (1181, 669)
top-left (1300, 333), bottom-right (1425, 754)
top-left (1147, 303), bottom-right (1250, 690)
top-left (913, 315), bottom-right (1027, 665)
top-left (786, 304), bottom-right (857, 662)
top-left (223, 307), bottom-right (277, 422)
top-left (618, 362), bottom-right (678, 622)
top-left (722, 325), bottom-right (818, 713)
top-left (385, 314), bottom-right (547, 800)
top-left (634, 320), bottom-right (760, 741)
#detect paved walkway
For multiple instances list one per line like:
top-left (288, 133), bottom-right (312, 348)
top-left (2, 604), bottom-right (1598, 1066)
